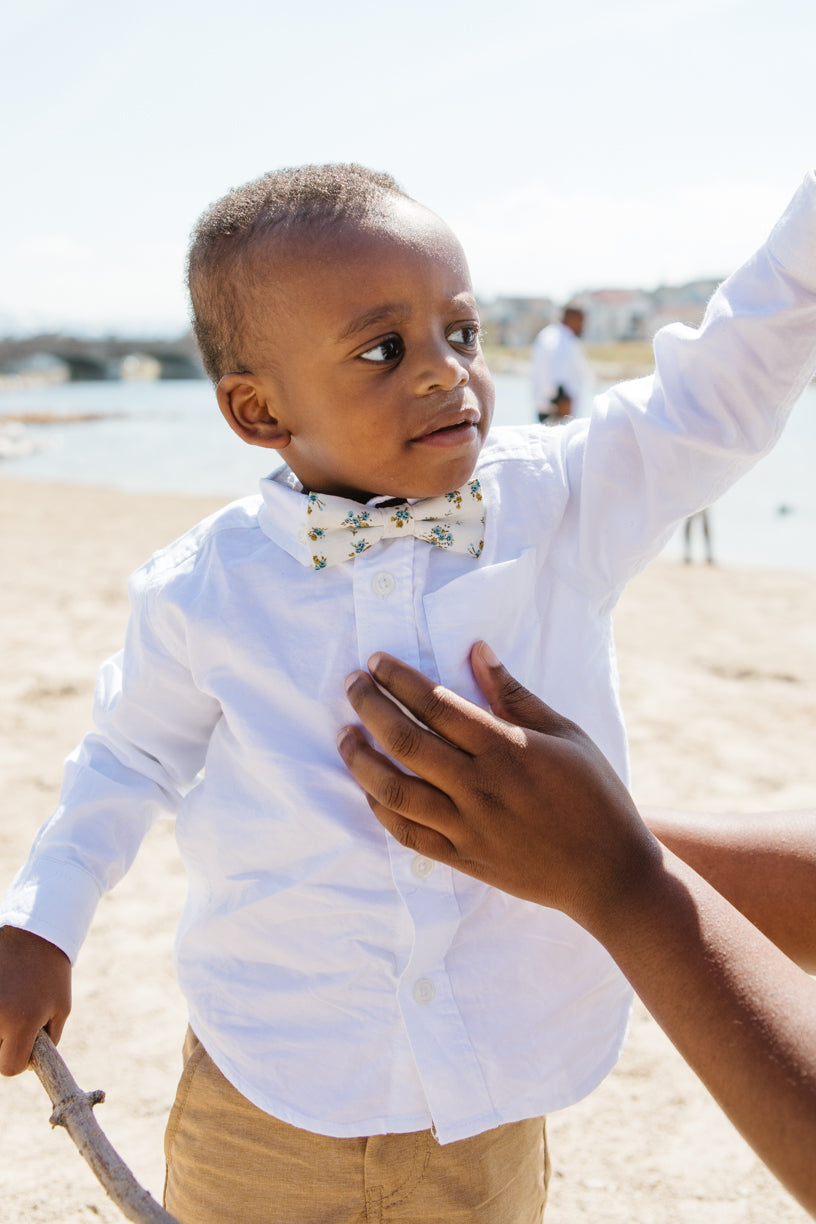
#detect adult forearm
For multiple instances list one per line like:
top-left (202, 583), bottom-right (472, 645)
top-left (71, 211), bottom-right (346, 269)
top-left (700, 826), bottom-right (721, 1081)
top-left (590, 847), bottom-right (816, 1216)
top-left (643, 808), bottom-right (816, 970)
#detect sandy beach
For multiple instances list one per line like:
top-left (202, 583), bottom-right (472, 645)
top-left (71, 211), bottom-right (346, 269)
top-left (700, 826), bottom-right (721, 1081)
top-left (0, 476), bottom-right (814, 1224)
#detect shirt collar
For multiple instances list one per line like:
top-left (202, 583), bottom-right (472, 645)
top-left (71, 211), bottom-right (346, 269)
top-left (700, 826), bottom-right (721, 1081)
top-left (257, 464), bottom-right (437, 567)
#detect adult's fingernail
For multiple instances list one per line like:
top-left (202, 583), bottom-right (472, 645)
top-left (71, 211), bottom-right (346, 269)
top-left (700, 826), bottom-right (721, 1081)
top-left (344, 670), bottom-right (365, 694)
top-left (478, 640), bottom-right (500, 667)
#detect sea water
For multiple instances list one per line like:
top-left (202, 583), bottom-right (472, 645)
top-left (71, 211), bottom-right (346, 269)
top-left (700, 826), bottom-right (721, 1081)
top-left (1, 373), bottom-right (814, 574)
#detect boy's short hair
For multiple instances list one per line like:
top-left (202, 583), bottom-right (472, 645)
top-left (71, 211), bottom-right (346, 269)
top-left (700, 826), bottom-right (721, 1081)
top-left (188, 163), bottom-right (409, 381)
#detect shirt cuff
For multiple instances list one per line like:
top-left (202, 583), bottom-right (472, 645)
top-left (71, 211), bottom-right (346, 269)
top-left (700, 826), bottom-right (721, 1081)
top-left (766, 170), bottom-right (816, 286)
top-left (0, 858), bottom-right (103, 965)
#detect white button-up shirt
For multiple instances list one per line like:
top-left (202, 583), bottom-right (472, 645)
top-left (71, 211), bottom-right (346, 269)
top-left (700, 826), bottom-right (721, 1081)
top-left (3, 173), bottom-right (816, 1145)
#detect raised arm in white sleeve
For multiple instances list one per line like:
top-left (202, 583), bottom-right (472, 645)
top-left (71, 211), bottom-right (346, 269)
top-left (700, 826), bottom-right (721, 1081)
top-left (557, 171), bottom-right (816, 598)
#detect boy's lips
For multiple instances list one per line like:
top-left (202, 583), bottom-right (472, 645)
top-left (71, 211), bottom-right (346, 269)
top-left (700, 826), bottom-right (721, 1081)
top-left (411, 409), bottom-right (480, 447)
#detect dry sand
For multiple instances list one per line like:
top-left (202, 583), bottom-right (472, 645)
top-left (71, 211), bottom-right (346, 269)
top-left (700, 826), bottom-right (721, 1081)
top-left (0, 476), bottom-right (814, 1223)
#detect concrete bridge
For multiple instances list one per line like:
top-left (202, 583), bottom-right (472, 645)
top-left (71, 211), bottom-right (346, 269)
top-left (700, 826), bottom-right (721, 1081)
top-left (0, 333), bottom-right (205, 381)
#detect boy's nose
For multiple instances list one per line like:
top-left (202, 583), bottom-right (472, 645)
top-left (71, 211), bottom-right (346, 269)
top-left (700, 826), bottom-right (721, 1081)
top-left (417, 346), bottom-right (469, 394)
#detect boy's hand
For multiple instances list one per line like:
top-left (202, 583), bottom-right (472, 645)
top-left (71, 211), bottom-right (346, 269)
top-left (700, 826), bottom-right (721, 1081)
top-left (339, 642), bottom-right (661, 934)
top-left (0, 926), bottom-right (71, 1076)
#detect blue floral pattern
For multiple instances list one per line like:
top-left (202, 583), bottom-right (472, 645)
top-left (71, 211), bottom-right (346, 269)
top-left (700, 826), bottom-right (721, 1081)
top-left (341, 510), bottom-right (374, 533)
top-left (303, 482), bottom-right (486, 569)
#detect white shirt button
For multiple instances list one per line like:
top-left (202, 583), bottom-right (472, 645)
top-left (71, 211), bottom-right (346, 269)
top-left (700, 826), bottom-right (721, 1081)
top-left (411, 856), bottom-right (434, 880)
top-left (413, 979), bottom-right (435, 1006)
top-left (371, 571), bottom-right (396, 597)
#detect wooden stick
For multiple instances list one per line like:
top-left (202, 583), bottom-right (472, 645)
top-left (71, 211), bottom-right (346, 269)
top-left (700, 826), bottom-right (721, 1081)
top-left (29, 1029), bottom-right (180, 1224)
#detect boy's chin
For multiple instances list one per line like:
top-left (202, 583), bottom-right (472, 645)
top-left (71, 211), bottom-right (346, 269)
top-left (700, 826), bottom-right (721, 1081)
top-left (399, 468), bottom-right (481, 502)
top-left (301, 450), bottom-right (484, 503)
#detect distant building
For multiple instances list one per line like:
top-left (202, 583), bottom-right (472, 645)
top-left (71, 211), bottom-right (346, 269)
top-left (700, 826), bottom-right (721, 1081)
top-left (644, 278), bottom-right (721, 337)
top-left (652, 278), bottom-right (721, 309)
top-left (580, 289), bottom-right (654, 343)
top-left (477, 297), bottom-right (556, 347)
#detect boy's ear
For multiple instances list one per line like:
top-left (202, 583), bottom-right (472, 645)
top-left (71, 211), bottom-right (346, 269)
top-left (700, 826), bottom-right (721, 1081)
top-left (216, 374), bottom-right (291, 450)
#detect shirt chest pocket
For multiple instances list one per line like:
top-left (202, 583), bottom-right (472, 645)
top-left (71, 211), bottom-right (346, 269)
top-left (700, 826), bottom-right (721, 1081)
top-left (423, 548), bottom-right (542, 708)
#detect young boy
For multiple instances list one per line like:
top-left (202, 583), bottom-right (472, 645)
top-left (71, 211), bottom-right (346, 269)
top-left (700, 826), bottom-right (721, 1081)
top-left (1, 163), bottom-right (815, 1224)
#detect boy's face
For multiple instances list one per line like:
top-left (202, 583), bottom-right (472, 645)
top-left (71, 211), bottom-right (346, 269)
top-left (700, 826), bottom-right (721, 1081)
top-left (233, 199), bottom-right (494, 502)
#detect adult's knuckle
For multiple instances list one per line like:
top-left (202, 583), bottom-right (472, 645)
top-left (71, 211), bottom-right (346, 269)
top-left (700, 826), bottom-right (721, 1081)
top-left (415, 685), bottom-right (454, 732)
top-left (387, 721), bottom-right (423, 763)
top-left (392, 819), bottom-right (423, 853)
top-left (471, 744), bottom-right (519, 805)
top-left (381, 772), bottom-right (411, 813)
top-left (485, 736), bottom-right (519, 773)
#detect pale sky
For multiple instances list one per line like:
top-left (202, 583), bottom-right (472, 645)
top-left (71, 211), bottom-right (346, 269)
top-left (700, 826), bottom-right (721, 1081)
top-left (2, 0), bottom-right (814, 336)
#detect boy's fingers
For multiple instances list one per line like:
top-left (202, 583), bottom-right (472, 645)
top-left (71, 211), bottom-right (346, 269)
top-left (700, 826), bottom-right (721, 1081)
top-left (0, 1027), bottom-right (38, 1077)
top-left (337, 725), bottom-right (463, 844)
top-left (45, 1013), bottom-right (66, 1047)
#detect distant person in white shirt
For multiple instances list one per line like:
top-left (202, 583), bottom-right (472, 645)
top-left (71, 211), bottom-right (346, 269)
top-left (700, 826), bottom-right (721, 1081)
top-left (531, 304), bottom-right (589, 422)
top-left (684, 508), bottom-right (715, 564)
top-left (1, 162), bottom-right (816, 1224)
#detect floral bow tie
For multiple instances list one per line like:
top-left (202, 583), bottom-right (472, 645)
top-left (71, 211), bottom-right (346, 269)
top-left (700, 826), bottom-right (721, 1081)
top-left (304, 479), bottom-right (485, 570)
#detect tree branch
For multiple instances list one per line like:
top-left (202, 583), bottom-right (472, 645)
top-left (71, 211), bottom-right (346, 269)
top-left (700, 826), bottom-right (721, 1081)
top-left (29, 1029), bottom-right (180, 1224)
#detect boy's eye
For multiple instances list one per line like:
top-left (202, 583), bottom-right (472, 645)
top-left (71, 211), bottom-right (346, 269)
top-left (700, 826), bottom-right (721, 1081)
top-left (448, 324), bottom-right (481, 347)
top-left (359, 336), bottom-right (404, 363)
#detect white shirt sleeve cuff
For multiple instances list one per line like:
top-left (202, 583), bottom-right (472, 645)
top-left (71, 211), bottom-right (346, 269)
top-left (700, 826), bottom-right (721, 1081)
top-left (766, 170), bottom-right (816, 285)
top-left (0, 858), bottom-right (103, 965)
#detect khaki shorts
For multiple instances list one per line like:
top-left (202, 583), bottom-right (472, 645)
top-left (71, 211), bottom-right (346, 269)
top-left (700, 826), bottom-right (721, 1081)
top-left (164, 1030), bottom-right (550, 1224)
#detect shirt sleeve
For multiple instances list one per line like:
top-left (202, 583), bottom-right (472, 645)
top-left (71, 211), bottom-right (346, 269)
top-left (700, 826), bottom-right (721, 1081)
top-left (0, 563), bottom-right (221, 963)
top-left (554, 170), bottom-right (816, 605)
